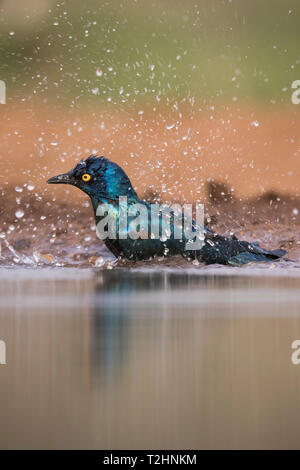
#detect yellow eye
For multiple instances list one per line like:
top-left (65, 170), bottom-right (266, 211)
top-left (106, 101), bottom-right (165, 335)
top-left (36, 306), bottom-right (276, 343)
top-left (82, 173), bottom-right (91, 182)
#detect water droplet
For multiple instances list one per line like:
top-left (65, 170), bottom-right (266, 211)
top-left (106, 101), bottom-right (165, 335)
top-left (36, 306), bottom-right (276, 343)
top-left (15, 209), bottom-right (24, 219)
top-left (94, 256), bottom-right (105, 267)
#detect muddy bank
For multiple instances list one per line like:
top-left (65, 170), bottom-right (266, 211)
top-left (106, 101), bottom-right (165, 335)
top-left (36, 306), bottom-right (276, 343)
top-left (0, 102), bottom-right (299, 205)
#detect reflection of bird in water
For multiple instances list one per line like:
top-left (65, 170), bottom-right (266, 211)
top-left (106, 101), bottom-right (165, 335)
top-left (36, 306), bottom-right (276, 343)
top-left (87, 270), bottom-right (170, 383)
top-left (48, 155), bottom-right (286, 265)
top-left (89, 299), bottom-right (130, 385)
top-left (86, 270), bottom-right (263, 384)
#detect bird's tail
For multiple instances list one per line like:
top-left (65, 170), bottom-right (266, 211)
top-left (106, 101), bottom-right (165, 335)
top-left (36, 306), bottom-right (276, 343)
top-left (227, 248), bottom-right (286, 266)
top-left (198, 235), bottom-right (286, 266)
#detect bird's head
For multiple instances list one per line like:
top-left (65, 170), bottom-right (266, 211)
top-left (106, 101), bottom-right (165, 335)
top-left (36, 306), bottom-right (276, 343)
top-left (47, 155), bottom-right (138, 203)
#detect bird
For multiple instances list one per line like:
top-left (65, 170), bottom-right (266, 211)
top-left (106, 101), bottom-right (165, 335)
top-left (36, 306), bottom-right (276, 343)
top-left (47, 155), bottom-right (286, 266)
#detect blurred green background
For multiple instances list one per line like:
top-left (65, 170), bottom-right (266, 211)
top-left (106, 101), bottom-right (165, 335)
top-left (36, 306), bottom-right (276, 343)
top-left (0, 0), bottom-right (299, 108)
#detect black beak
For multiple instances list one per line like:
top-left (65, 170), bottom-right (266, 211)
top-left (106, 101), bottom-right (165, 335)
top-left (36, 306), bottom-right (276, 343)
top-left (47, 173), bottom-right (72, 185)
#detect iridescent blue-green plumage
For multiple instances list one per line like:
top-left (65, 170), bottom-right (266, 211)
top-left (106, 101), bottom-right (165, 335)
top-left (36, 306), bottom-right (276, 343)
top-left (47, 155), bottom-right (286, 265)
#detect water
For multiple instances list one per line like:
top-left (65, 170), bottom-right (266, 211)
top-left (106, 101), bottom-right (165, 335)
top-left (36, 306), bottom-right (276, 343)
top-left (1, 266), bottom-right (300, 449)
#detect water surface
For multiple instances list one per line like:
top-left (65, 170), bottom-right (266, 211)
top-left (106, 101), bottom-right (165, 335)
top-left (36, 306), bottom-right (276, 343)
top-left (0, 267), bottom-right (300, 449)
